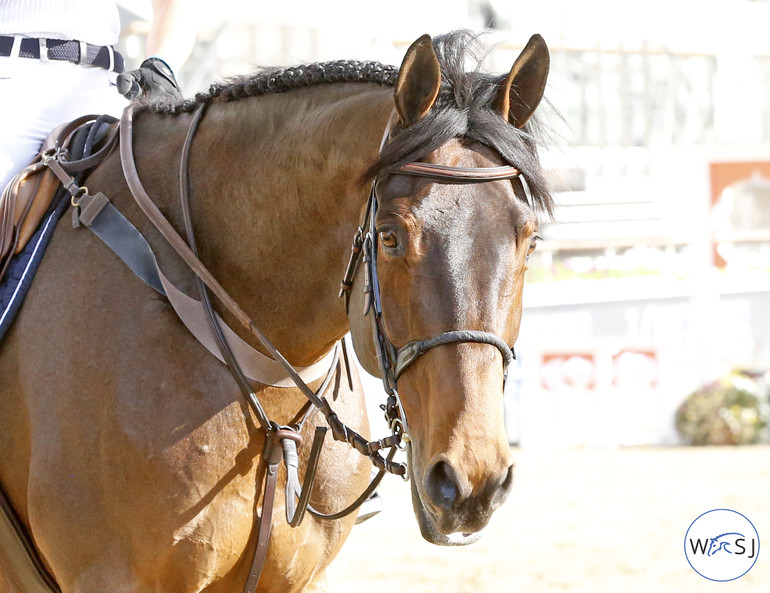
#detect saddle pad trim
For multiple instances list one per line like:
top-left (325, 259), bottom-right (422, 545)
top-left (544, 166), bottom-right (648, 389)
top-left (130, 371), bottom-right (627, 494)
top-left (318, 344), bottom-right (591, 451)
top-left (0, 194), bottom-right (68, 341)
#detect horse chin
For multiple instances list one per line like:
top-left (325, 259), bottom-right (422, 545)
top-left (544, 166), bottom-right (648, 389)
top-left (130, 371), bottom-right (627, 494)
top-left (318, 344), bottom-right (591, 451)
top-left (407, 447), bottom-right (483, 547)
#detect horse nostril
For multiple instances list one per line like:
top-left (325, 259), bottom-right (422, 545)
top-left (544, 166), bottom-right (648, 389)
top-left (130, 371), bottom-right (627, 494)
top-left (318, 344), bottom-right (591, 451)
top-left (425, 460), bottom-right (460, 511)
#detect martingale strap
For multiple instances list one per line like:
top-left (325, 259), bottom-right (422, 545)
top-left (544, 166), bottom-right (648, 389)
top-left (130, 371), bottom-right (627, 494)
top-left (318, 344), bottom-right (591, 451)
top-left (241, 427), bottom-right (300, 593)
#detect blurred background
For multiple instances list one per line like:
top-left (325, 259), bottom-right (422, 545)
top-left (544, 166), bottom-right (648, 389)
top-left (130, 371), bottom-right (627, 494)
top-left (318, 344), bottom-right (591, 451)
top-left (114, 1), bottom-right (769, 590)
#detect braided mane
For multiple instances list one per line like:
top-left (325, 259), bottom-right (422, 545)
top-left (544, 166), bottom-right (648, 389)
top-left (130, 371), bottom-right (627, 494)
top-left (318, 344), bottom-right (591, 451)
top-left (151, 60), bottom-right (398, 115)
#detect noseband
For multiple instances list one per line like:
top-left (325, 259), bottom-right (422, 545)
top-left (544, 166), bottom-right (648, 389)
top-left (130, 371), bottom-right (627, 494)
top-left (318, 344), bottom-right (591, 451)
top-left (340, 153), bottom-right (521, 438)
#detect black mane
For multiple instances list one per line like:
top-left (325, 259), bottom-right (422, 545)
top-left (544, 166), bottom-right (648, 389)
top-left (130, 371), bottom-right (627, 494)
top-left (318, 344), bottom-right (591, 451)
top-left (153, 30), bottom-right (552, 215)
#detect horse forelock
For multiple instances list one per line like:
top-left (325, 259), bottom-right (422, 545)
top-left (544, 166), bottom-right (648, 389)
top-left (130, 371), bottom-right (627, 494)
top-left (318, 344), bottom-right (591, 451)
top-left (362, 30), bottom-right (554, 218)
top-left (145, 30), bottom-right (553, 217)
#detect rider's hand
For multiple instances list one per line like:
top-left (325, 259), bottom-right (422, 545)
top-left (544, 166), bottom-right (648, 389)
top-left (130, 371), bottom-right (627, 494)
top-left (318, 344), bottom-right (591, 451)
top-left (117, 58), bottom-right (183, 102)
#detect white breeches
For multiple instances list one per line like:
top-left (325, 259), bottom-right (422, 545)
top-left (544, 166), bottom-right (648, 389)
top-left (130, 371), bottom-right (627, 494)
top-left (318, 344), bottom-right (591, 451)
top-left (0, 57), bottom-right (126, 190)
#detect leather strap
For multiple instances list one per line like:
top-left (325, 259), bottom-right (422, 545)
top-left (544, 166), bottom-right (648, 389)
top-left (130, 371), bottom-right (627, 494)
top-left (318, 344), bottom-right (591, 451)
top-left (306, 451), bottom-right (393, 521)
top-left (284, 427), bottom-right (327, 527)
top-left (394, 330), bottom-right (515, 381)
top-left (396, 162), bottom-right (521, 181)
top-left (242, 428), bottom-right (304, 593)
top-left (177, 103), bottom-right (273, 432)
top-left (120, 105), bottom-right (258, 331)
top-left (243, 437), bottom-right (282, 593)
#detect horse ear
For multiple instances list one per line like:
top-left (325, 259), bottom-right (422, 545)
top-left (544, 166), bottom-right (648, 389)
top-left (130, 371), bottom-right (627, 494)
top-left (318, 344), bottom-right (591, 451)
top-left (494, 34), bottom-right (550, 128)
top-left (394, 34), bottom-right (441, 127)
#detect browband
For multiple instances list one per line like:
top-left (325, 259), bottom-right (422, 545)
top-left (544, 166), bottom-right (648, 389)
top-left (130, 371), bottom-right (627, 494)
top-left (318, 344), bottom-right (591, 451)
top-left (395, 162), bottom-right (520, 181)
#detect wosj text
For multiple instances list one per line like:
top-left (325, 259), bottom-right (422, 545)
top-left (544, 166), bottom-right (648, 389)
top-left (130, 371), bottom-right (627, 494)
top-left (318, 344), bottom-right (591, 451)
top-left (689, 534), bottom-right (757, 558)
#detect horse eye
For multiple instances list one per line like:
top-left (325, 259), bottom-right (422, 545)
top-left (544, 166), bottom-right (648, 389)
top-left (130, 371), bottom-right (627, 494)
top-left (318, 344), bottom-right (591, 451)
top-left (526, 234), bottom-right (541, 259)
top-left (527, 235), bottom-right (542, 262)
top-left (379, 229), bottom-right (399, 249)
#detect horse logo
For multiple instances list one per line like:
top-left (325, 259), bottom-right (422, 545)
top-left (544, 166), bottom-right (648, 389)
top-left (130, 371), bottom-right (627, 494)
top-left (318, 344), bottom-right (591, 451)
top-left (708, 532), bottom-right (745, 556)
top-left (685, 509), bottom-right (760, 581)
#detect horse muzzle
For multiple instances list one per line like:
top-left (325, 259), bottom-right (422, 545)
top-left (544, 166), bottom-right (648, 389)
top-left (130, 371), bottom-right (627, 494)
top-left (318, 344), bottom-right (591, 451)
top-left (407, 445), bottom-right (515, 546)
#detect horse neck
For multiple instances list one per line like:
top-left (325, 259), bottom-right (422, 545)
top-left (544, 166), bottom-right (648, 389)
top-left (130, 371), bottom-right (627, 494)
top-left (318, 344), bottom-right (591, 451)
top-left (178, 85), bottom-right (393, 365)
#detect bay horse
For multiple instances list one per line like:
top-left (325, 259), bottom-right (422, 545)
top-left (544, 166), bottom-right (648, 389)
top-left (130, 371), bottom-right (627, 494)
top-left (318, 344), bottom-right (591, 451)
top-left (0, 31), bottom-right (553, 593)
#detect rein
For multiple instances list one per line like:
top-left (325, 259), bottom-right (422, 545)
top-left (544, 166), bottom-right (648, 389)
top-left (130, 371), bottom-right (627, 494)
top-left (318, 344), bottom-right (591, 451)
top-left (117, 104), bottom-right (408, 593)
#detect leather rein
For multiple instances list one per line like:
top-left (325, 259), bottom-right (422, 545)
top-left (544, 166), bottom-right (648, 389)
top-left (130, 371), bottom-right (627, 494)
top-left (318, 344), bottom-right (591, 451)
top-left (117, 103), bottom-right (411, 592)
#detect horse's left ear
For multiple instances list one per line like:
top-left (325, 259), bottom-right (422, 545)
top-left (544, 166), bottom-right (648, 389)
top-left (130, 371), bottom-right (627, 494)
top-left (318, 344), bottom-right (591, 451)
top-left (494, 34), bottom-right (550, 128)
top-left (394, 34), bottom-right (441, 127)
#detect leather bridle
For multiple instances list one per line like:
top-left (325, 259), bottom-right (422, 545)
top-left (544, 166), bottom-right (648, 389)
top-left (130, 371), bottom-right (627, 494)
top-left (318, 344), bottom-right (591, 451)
top-left (340, 136), bottom-right (521, 441)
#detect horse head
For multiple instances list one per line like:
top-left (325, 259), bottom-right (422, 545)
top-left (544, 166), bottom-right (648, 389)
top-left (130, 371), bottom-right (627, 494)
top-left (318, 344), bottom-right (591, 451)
top-left (348, 33), bottom-right (552, 545)
top-left (708, 532), bottom-right (743, 556)
top-left (709, 537), bottom-right (727, 556)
